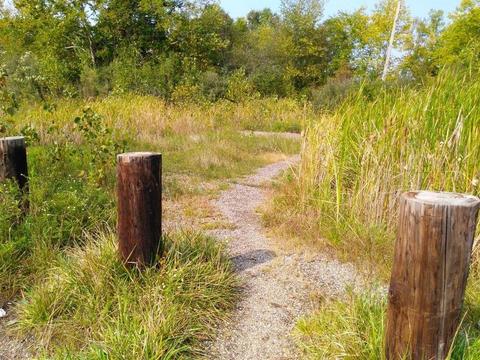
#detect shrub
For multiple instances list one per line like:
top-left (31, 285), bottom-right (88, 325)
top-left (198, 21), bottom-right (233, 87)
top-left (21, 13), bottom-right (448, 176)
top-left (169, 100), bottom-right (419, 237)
top-left (225, 68), bottom-right (259, 103)
top-left (309, 76), bottom-right (358, 110)
top-left (199, 70), bottom-right (227, 101)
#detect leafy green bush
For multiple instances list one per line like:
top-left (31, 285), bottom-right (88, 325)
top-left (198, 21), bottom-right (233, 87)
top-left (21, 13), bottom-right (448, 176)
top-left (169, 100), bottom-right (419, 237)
top-left (0, 107), bottom-right (123, 302)
top-left (226, 68), bottom-right (259, 103)
top-left (309, 77), bottom-right (358, 110)
top-left (199, 70), bottom-right (227, 101)
top-left (251, 65), bottom-right (293, 97)
top-left (109, 51), bottom-right (180, 98)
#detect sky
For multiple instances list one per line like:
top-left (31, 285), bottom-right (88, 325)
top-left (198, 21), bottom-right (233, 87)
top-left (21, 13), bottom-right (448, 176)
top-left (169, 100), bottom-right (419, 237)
top-left (218, 0), bottom-right (460, 19)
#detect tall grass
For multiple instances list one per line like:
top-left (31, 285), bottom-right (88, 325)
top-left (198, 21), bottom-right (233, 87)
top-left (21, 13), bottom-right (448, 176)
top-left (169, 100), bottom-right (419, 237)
top-left (5, 96), bottom-right (306, 144)
top-left (268, 69), bottom-right (480, 274)
top-left (266, 68), bottom-right (480, 358)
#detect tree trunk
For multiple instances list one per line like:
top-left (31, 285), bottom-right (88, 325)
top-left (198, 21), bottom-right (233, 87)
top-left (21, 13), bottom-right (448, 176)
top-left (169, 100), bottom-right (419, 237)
top-left (117, 152), bottom-right (162, 267)
top-left (382, 0), bottom-right (402, 81)
top-left (386, 191), bottom-right (480, 359)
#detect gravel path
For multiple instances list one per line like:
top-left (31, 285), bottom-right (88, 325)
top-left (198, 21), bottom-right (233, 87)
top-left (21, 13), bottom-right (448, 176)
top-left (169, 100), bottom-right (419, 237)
top-left (240, 131), bottom-right (301, 140)
top-left (207, 155), bottom-right (362, 360)
top-left (0, 307), bottom-right (31, 360)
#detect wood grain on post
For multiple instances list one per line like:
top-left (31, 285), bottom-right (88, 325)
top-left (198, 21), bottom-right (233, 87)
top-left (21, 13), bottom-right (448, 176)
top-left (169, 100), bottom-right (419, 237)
top-left (386, 191), bottom-right (480, 360)
top-left (117, 152), bottom-right (162, 267)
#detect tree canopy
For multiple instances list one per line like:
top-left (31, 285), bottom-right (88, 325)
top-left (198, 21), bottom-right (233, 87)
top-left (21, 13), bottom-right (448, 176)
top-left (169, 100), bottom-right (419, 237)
top-left (0, 0), bottom-right (478, 102)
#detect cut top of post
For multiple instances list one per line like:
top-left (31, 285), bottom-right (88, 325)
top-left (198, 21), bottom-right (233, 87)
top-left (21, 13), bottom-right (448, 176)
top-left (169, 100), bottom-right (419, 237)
top-left (404, 191), bottom-right (480, 208)
top-left (117, 152), bottom-right (161, 163)
top-left (0, 136), bottom-right (25, 143)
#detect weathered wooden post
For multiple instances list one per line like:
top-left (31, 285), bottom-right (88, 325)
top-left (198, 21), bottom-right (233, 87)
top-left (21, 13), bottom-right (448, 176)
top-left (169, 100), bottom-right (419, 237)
top-left (0, 136), bottom-right (28, 188)
top-left (117, 152), bottom-right (162, 267)
top-left (386, 191), bottom-right (480, 360)
top-left (0, 136), bottom-right (29, 211)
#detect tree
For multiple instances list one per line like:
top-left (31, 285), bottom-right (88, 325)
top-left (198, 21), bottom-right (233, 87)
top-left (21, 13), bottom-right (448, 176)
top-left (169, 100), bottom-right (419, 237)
top-left (280, 0), bottom-right (328, 88)
top-left (320, 10), bottom-right (368, 79)
top-left (6, 0), bottom-right (98, 96)
top-left (352, 0), bottom-right (411, 77)
top-left (401, 10), bottom-right (445, 79)
top-left (382, 0), bottom-right (402, 81)
top-left (435, 0), bottom-right (480, 66)
top-left (169, 4), bottom-right (233, 71)
top-left (94, 0), bottom-right (183, 64)
top-left (246, 8), bottom-right (279, 29)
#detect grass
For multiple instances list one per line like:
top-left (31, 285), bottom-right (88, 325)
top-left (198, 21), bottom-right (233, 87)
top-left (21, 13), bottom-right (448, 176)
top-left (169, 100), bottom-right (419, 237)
top-left (295, 243), bottom-right (480, 359)
top-left (295, 291), bottom-right (386, 360)
top-left (295, 278), bottom-right (480, 360)
top-left (0, 95), bottom-right (303, 358)
top-left (264, 68), bottom-right (480, 358)
top-left (265, 68), bottom-right (480, 275)
top-left (15, 231), bottom-right (236, 359)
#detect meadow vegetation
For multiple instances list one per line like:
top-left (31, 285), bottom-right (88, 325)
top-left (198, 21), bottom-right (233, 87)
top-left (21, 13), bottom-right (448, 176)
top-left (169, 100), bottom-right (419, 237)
top-left (0, 97), bottom-right (301, 358)
top-left (264, 67), bottom-right (480, 358)
top-left (1, 0), bottom-right (480, 358)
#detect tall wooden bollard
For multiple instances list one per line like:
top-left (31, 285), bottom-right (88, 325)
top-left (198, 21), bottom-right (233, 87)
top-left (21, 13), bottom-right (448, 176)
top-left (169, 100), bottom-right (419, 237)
top-left (386, 191), bottom-right (480, 360)
top-left (117, 152), bottom-right (162, 267)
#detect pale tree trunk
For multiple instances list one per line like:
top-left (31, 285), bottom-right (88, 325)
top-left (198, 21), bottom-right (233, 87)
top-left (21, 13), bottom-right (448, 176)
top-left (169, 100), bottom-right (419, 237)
top-left (382, 0), bottom-right (402, 81)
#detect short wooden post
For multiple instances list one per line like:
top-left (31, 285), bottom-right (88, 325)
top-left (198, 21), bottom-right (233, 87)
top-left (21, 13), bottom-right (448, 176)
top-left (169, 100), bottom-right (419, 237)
top-left (386, 191), bottom-right (480, 360)
top-left (117, 152), bottom-right (162, 267)
top-left (0, 136), bottom-right (29, 212)
top-left (0, 136), bottom-right (28, 189)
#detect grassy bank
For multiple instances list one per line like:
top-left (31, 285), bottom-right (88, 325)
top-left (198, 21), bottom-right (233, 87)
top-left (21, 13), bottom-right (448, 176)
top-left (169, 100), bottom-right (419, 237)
top-left (0, 96), bottom-right (302, 358)
top-left (264, 69), bottom-right (480, 358)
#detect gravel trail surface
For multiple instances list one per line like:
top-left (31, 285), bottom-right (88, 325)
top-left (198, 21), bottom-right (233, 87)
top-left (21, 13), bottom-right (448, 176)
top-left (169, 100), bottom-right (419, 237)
top-left (0, 307), bottom-right (31, 360)
top-left (207, 155), bottom-right (362, 360)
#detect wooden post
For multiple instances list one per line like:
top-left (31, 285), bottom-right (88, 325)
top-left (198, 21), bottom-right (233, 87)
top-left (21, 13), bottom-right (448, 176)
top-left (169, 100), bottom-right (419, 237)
top-left (0, 136), bottom-right (29, 212)
top-left (0, 136), bottom-right (28, 189)
top-left (386, 191), bottom-right (480, 359)
top-left (117, 152), bottom-right (162, 267)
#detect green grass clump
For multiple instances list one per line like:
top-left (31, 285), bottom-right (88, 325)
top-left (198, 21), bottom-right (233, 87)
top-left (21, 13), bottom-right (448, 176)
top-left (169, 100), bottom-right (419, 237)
top-left (15, 231), bottom-right (236, 359)
top-left (295, 291), bottom-right (386, 359)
